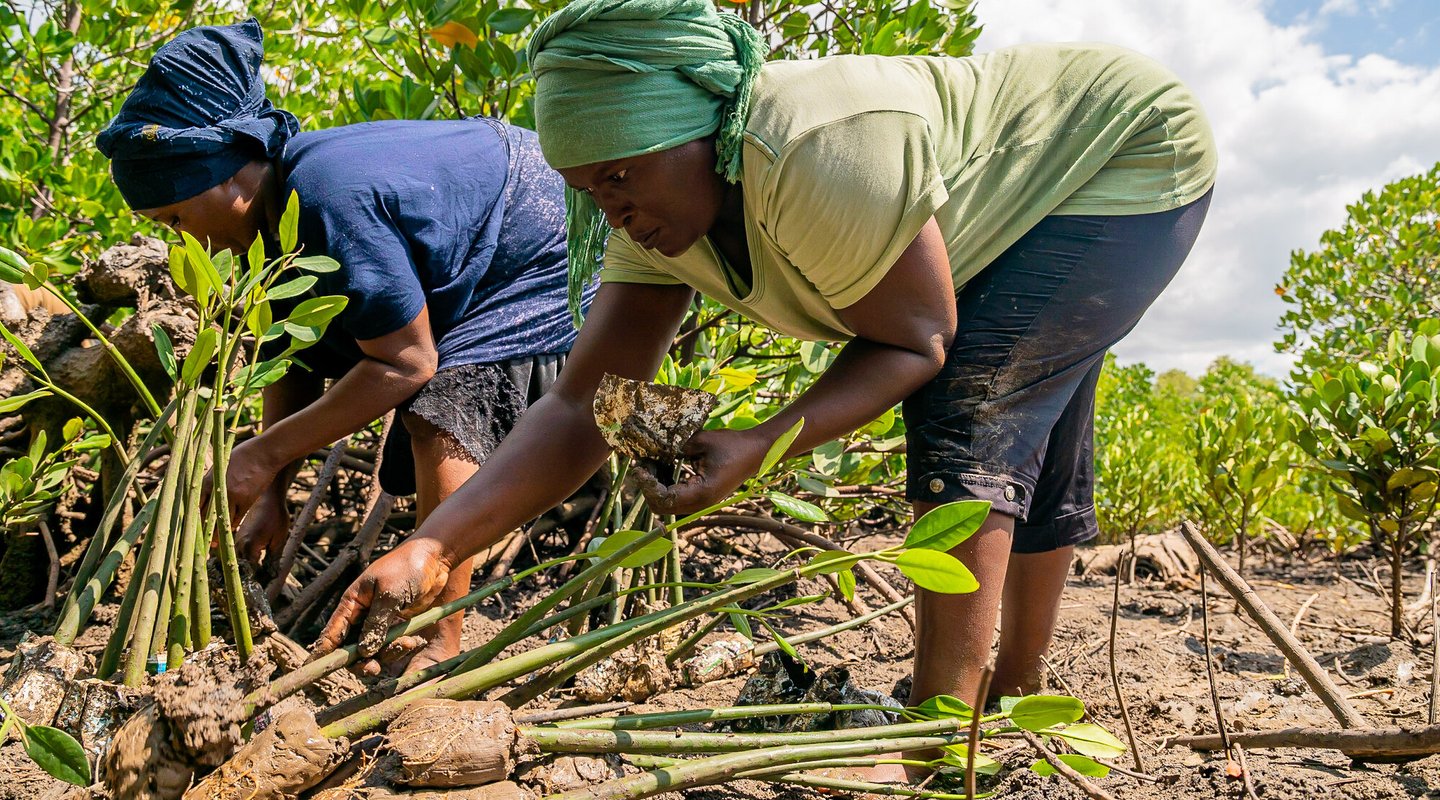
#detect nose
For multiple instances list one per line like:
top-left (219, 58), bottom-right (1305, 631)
top-left (595, 193), bottom-right (635, 231)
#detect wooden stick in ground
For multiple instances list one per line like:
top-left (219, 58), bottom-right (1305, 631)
top-left (1199, 565), bottom-right (1231, 756)
top-left (689, 513), bottom-right (917, 631)
top-left (267, 435), bottom-right (349, 603)
top-left (1168, 724), bottom-right (1440, 759)
top-left (37, 519), bottom-right (59, 610)
top-left (1020, 729), bottom-right (1117, 800)
top-left (966, 665), bottom-right (992, 800)
top-left (1233, 743), bottom-right (1261, 800)
top-left (1430, 564), bottom-right (1438, 725)
top-left (516, 701), bottom-right (634, 725)
top-left (1108, 545), bottom-right (1145, 772)
top-left (1178, 521), bottom-right (1370, 729)
top-left (1285, 592), bottom-right (1320, 680)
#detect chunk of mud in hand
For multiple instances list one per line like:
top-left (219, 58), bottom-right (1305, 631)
top-left (592, 374), bottom-right (717, 461)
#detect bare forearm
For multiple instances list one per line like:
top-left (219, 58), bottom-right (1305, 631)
top-left (754, 338), bottom-right (941, 460)
top-left (257, 359), bottom-right (428, 472)
top-left (407, 391), bottom-right (614, 566)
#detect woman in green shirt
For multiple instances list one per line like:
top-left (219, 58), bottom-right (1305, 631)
top-left (314, 0), bottom-right (1215, 735)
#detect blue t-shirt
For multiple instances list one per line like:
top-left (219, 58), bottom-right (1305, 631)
top-left (280, 118), bottom-right (578, 369)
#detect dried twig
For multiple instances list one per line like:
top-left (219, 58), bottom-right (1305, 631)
top-left (1431, 564), bottom-right (1439, 725)
top-left (37, 519), bottom-right (59, 610)
top-left (267, 436), bottom-right (349, 603)
top-left (1108, 545), bottom-right (1145, 772)
top-left (1179, 522), bottom-right (1370, 729)
top-left (1233, 743), bottom-right (1261, 800)
top-left (966, 665), bottom-right (993, 800)
top-left (1199, 564), bottom-right (1231, 754)
top-left (1020, 729), bottom-right (1116, 800)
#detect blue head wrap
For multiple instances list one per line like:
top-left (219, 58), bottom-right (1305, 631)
top-left (96, 18), bottom-right (298, 209)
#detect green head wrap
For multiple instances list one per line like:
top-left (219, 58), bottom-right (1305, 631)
top-left (526, 0), bottom-right (766, 322)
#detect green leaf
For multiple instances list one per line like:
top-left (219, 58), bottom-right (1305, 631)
top-left (0, 245), bottom-right (29, 283)
top-left (23, 724), bottom-right (90, 786)
top-left (835, 567), bottom-right (856, 602)
top-left (285, 295), bottom-right (349, 328)
top-left (293, 255), bottom-right (341, 273)
top-left (904, 500), bottom-right (992, 551)
top-left (766, 491), bottom-right (827, 523)
top-left (0, 389), bottom-right (52, 414)
top-left (179, 232), bottom-right (219, 300)
top-left (61, 417), bottom-right (83, 442)
top-left (1031, 753), bottom-right (1110, 778)
top-left (760, 619), bottom-right (802, 664)
top-left (726, 567), bottom-right (786, 585)
top-left (1, 322), bottom-right (45, 373)
top-left (895, 548), bottom-right (979, 594)
top-left (1007, 695), bottom-right (1084, 731)
top-left (280, 190), bottom-right (301, 252)
top-left (590, 529), bottom-right (671, 569)
top-left (245, 295), bottom-right (273, 339)
top-left (940, 745), bottom-right (1001, 775)
top-left (805, 549), bottom-right (855, 575)
top-left (916, 694), bottom-right (972, 720)
top-left (487, 7), bottom-right (534, 32)
top-left (729, 610), bottom-right (754, 640)
top-left (758, 418), bottom-right (804, 477)
top-left (267, 275), bottom-right (318, 300)
top-left (1051, 722), bottom-right (1127, 758)
top-left (152, 324), bottom-right (177, 380)
top-left (181, 328), bottom-right (218, 386)
top-left (247, 232), bottom-right (266, 281)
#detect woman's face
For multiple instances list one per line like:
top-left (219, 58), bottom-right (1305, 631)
top-left (137, 161), bottom-right (270, 255)
top-left (557, 138), bottom-right (727, 258)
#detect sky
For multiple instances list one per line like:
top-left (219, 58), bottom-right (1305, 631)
top-left (973, 0), bottom-right (1440, 377)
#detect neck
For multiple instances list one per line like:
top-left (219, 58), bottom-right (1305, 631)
top-left (711, 179), bottom-right (745, 239)
top-left (257, 162), bottom-right (282, 239)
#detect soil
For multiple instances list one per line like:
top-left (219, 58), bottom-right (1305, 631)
top-left (5, 527), bottom-right (1440, 800)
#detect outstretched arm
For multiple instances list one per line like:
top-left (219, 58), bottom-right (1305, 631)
top-left (641, 217), bottom-right (955, 514)
top-left (224, 308), bottom-right (440, 535)
top-left (312, 282), bottom-right (695, 658)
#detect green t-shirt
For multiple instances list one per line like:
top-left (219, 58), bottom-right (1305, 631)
top-left (600, 42), bottom-right (1218, 342)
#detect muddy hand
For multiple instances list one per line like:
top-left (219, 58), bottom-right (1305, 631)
top-left (311, 537), bottom-right (453, 672)
top-left (234, 490), bottom-right (290, 566)
top-left (223, 436), bottom-right (283, 531)
top-left (632, 427), bottom-right (769, 516)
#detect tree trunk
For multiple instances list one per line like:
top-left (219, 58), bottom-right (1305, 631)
top-left (30, 1), bottom-right (82, 219)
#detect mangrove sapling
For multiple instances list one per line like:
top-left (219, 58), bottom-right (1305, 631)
top-left (1292, 324), bottom-right (1440, 637)
top-left (78, 192), bottom-right (351, 685)
top-left (522, 695), bottom-right (1124, 800)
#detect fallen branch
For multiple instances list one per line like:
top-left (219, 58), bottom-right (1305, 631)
top-left (1168, 724), bottom-right (1440, 760)
top-left (1178, 521), bottom-right (1370, 729)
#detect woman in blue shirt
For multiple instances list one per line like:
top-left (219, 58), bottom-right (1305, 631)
top-left (97, 19), bottom-right (580, 673)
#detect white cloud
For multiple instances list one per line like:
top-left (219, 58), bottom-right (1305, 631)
top-left (974, 0), bottom-right (1440, 377)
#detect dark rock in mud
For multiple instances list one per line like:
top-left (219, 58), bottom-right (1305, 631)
top-left (1, 634), bottom-right (90, 726)
top-left (731, 654), bottom-right (901, 732)
top-left (384, 700), bottom-right (518, 788)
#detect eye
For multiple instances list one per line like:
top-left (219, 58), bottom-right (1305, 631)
top-left (607, 168), bottom-right (628, 184)
top-left (169, 216), bottom-right (181, 230)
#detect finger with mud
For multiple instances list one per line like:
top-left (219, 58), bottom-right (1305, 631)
top-left (358, 596), bottom-right (405, 659)
top-left (311, 588), bottom-right (371, 660)
top-left (628, 464), bottom-right (676, 513)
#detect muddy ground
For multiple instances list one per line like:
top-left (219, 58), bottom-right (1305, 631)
top-left (4, 523), bottom-right (1440, 799)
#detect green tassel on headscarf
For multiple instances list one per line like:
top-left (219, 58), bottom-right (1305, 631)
top-left (526, 0), bottom-right (766, 324)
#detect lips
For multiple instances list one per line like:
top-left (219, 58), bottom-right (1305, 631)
top-left (635, 228), bottom-right (661, 250)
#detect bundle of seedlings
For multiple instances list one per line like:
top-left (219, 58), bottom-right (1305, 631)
top-left (184, 419), bottom-right (993, 800)
top-left (0, 194), bottom-right (351, 787)
top-left (243, 690), bottom-right (1125, 800)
